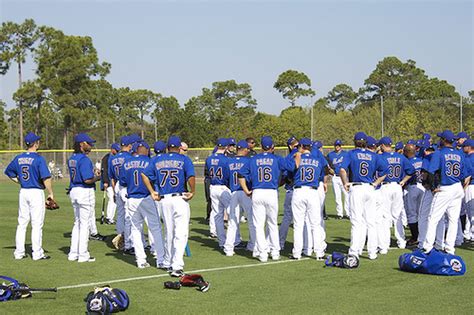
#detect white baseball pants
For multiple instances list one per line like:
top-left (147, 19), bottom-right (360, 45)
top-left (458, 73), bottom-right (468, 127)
top-left (224, 191), bottom-right (251, 255)
top-left (252, 189), bottom-right (280, 260)
top-left (332, 176), bottom-right (349, 217)
top-left (423, 182), bottom-right (465, 254)
top-left (292, 187), bottom-right (326, 258)
top-left (15, 188), bottom-right (46, 260)
top-left (348, 184), bottom-right (377, 257)
top-left (465, 185), bottom-right (474, 240)
top-left (106, 186), bottom-right (116, 221)
top-left (160, 195), bottom-right (190, 270)
top-left (68, 187), bottom-right (95, 262)
top-left (405, 184), bottom-right (425, 224)
top-left (380, 182), bottom-right (406, 248)
top-left (115, 184), bottom-right (132, 249)
top-left (209, 185), bottom-right (231, 247)
top-left (127, 196), bottom-right (165, 267)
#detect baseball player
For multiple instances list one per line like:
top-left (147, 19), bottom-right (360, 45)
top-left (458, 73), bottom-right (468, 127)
top-left (109, 136), bottom-right (134, 253)
top-left (142, 135), bottom-right (195, 277)
top-left (395, 141), bottom-right (404, 154)
top-left (340, 132), bottom-right (387, 260)
top-left (290, 138), bottom-right (329, 260)
top-left (246, 137), bottom-right (258, 157)
top-left (223, 140), bottom-right (252, 256)
top-left (461, 139), bottom-right (474, 240)
top-left (180, 142), bottom-right (188, 155)
top-left (67, 133), bottom-right (101, 262)
top-left (327, 139), bottom-right (349, 219)
top-left (422, 130), bottom-right (469, 255)
top-left (279, 136), bottom-right (299, 250)
top-left (120, 141), bottom-right (165, 269)
top-left (205, 138), bottom-right (231, 246)
top-left (4, 132), bottom-right (54, 260)
top-left (403, 143), bottom-right (425, 246)
top-left (101, 143), bottom-right (120, 225)
top-left (238, 136), bottom-right (290, 262)
top-left (225, 138), bottom-right (237, 157)
top-left (378, 136), bottom-right (415, 251)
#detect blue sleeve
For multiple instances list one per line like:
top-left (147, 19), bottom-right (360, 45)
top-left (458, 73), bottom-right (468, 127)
top-left (223, 157), bottom-right (230, 181)
top-left (184, 156), bottom-right (195, 180)
top-left (427, 151), bottom-right (441, 174)
top-left (38, 156), bottom-right (52, 179)
top-left (320, 155), bottom-right (329, 168)
top-left (402, 156), bottom-right (415, 176)
top-left (376, 155), bottom-right (388, 176)
top-left (281, 155), bottom-right (295, 172)
top-left (340, 153), bottom-right (351, 172)
top-left (4, 158), bottom-right (18, 178)
top-left (143, 160), bottom-right (157, 182)
top-left (107, 155), bottom-right (114, 179)
top-left (79, 157), bottom-right (94, 181)
top-left (238, 161), bottom-right (250, 178)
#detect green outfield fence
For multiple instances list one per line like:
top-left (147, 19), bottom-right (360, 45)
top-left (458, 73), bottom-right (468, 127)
top-left (0, 146), bottom-right (353, 181)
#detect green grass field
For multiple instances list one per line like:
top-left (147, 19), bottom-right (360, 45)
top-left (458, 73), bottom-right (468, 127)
top-left (0, 180), bottom-right (472, 314)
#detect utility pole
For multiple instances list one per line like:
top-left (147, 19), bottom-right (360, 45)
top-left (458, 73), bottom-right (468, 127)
top-left (381, 96), bottom-right (384, 137)
top-left (460, 94), bottom-right (463, 132)
top-left (310, 96), bottom-right (314, 139)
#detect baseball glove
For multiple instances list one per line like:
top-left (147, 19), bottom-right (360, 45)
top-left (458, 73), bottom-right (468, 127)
top-left (112, 234), bottom-right (124, 250)
top-left (179, 274), bottom-right (210, 292)
top-left (45, 197), bottom-right (60, 210)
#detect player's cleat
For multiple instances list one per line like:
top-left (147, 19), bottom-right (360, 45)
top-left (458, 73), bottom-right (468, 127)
top-left (323, 215), bottom-right (329, 220)
top-left (90, 233), bottom-right (106, 241)
top-left (68, 256), bottom-right (78, 261)
top-left (235, 242), bottom-right (247, 249)
top-left (240, 216), bottom-right (247, 223)
top-left (368, 253), bottom-right (378, 260)
top-left (138, 262), bottom-right (151, 269)
top-left (289, 255), bottom-right (300, 260)
top-left (316, 254), bottom-right (326, 261)
top-left (144, 245), bottom-right (152, 252)
top-left (170, 269), bottom-right (184, 277)
top-left (14, 254), bottom-right (27, 260)
top-left (78, 256), bottom-right (96, 263)
top-left (379, 248), bottom-right (388, 255)
top-left (398, 242), bottom-right (407, 249)
top-left (208, 233), bottom-right (217, 239)
top-left (157, 264), bottom-right (169, 271)
top-left (105, 218), bottom-right (115, 225)
top-left (258, 255), bottom-right (268, 263)
top-left (406, 239), bottom-right (418, 247)
top-left (271, 254), bottom-right (280, 261)
top-left (34, 255), bottom-right (51, 261)
top-left (225, 252), bottom-right (234, 257)
top-left (123, 248), bottom-right (135, 256)
top-left (337, 216), bottom-right (344, 220)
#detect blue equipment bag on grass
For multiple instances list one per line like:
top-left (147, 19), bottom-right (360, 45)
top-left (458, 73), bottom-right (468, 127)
top-left (399, 249), bottom-right (466, 276)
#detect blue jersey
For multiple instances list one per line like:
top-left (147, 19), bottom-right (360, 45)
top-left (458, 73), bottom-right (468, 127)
top-left (68, 153), bottom-right (95, 189)
top-left (428, 147), bottom-right (467, 185)
top-left (340, 148), bottom-right (387, 183)
top-left (109, 151), bottom-right (130, 187)
top-left (121, 154), bottom-right (150, 198)
top-left (283, 148), bottom-right (298, 190)
top-left (407, 156), bottom-right (423, 185)
top-left (379, 152), bottom-right (415, 183)
top-left (205, 153), bottom-right (230, 186)
top-left (148, 153), bottom-right (164, 192)
top-left (143, 153), bottom-right (195, 195)
top-left (466, 153), bottom-right (474, 181)
top-left (5, 152), bottom-right (51, 189)
top-left (293, 152), bottom-right (325, 188)
top-left (238, 152), bottom-right (291, 190)
top-left (228, 156), bottom-right (251, 192)
top-left (327, 150), bottom-right (348, 175)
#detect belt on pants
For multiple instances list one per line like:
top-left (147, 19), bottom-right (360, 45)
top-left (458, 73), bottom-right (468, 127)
top-left (294, 186), bottom-right (317, 190)
top-left (161, 193), bottom-right (183, 199)
top-left (351, 182), bottom-right (371, 186)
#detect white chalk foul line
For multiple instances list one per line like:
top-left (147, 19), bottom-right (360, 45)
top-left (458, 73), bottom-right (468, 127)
top-left (57, 258), bottom-right (310, 290)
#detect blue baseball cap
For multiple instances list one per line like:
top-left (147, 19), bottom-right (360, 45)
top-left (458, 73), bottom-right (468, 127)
top-left (437, 130), bottom-right (457, 142)
top-left (153, 140), bottom-right (166, 154)
top-left (111, 143), bottom-right (121, 151)
top-left (313, 141), bottom-right (323, 149)
top-left (287, 136), bottom-right (297, 146)
top-left (423, 133), bottom-right (431, 140)
top-left (74, 133), bottom-right (96, 145)
top-left (334, 139), bottom-right (342, 146)
top-left (457, 131), bottom-right (468, 139)
top-left (406, 139), bottom-right (416, 145)
top-left (395, 141), bottom-right (404, 151)
top-left (415, 139), bottom-right (424, 148)
top-left (128, 134), bottom-right (142, 144)
top-left (228, 138), bottom-right (236, 146)
top-left (366, 136), bottom-right (377, 147)
top-left (167, 135), bottom-right (181, 148)
top-left (462, 139), bottom-right (474, 147)
top-left (120, 136), bottom-right (133, 146)
top-left (379, 136), bottom-right (392, 146)
top-left (354, 132), bottom-right (367, 141)
top-left (24, 132), bottom-right (41, 145)
top-left (261, 136), bottom-right (274, 149)
top-left (216, 138), bottom-right (228, 147)
top-left (236, 140), bottom-right (248, 149)
top-left (299, 137), bottom-right (312, 146)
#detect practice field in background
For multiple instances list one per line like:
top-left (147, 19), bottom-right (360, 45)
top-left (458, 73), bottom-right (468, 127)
top-left (0, 181), bottom-right (473, 314)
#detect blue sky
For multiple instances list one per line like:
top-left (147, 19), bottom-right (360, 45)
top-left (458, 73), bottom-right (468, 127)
top-left (1, 0), bottom-right (472, 114)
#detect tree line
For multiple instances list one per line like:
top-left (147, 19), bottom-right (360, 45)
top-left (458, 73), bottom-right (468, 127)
top-left (1, 19), bottom-right (472, 150)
